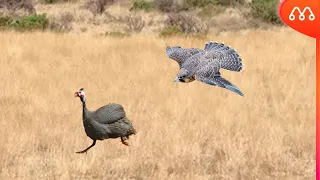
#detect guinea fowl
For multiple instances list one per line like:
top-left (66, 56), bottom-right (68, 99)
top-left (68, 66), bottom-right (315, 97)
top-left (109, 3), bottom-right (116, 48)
top-left (74, 88), bottom-right (136, 154)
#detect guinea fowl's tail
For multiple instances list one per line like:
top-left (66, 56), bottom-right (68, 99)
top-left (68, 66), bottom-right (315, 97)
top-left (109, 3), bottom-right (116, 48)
top-left (128, 125), bottom-right (137, 135)
top-left (131, 127), bottom-right (137, 135)
top-left (122, 117), bottom-right (137, 135)
top-left (204, 41), bottom-right (243, 72)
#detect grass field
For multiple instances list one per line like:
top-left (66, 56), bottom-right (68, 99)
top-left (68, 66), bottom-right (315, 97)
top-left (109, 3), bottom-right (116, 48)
top-left (0, 28), bottom-right (315, 180)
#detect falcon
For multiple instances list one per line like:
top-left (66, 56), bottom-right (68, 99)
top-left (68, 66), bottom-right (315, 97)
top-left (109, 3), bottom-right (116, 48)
top-left (166, 41), bottom-right (244, 96)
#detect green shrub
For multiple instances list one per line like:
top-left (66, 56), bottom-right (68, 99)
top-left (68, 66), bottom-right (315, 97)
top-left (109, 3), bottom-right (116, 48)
top-left (218, 0), bottom-right (245, 6)
top-left (160, 25), bottom-right (182, 37)
top-left (183, 0), bottom-right (218, 8)
top-left (183, 0), bottom-right (244, 9)
top-left (41, 0), bottom-right (56, 4)
top-left (130, 0), bottom-right (153, 12)
top-left (0, 17), bottom-right (12, 27)
top-left (250, 0), bottom-right (282, 24)
top-left (0, 14), bottom-right (49, 31)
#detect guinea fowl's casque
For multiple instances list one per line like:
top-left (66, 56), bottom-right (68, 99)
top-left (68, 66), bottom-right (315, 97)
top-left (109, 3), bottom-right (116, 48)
top-left (74, 88), bottom-right (136, 154)
top-left (166, 41), bottom-right (244, 97)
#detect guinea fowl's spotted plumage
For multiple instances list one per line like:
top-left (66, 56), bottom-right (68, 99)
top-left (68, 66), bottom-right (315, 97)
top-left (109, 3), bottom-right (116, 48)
top-left (92, 103), bottom-right (126, 124)
top-left (74, 88), bottom-right (136, 154)
top-left (167, 41), bottom-right (244, 96)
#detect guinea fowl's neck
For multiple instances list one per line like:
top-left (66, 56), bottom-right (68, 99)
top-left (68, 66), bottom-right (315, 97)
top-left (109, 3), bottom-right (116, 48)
top-left (82, 100), bottom-right (89, 120)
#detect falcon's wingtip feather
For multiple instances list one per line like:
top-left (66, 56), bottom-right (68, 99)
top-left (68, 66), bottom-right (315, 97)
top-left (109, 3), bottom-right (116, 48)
top-left (225, 84), bottom-right (244, 97)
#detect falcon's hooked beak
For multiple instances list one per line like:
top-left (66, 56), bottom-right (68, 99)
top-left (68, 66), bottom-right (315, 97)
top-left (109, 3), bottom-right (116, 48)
top-left (174, 77), bottom-right (180, 82)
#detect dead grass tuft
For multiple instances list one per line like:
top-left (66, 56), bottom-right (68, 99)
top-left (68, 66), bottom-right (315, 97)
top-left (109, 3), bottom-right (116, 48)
top-left (122, 14), bottom-right (145, 33)
top-left (83, 0), bottom-right (117, 16)
top-left (49, 12), bottom-right (74, 32)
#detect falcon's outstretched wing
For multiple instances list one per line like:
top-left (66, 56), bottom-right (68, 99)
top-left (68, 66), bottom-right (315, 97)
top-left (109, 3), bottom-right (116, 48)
top-left (166, 46), bottom-right (203, 67)
top-left (195, 65), bottom-right (244, 96)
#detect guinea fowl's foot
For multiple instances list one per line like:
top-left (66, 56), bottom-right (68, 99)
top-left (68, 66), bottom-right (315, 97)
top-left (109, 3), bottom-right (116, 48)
top-left (121, 137), bottom-right (129, 146)
top-left (76, 140), bottom-right (96, 154)
top-left (76, 150), bottom-right (88, 154)
top-left (121, 140), bottom-right (129, 146)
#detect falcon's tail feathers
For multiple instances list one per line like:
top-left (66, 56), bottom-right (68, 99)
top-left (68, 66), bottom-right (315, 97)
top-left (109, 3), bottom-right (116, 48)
top-left (220, 59), bottom-right (243, 72)
top-left (205, 41), bottom-right (243, 72)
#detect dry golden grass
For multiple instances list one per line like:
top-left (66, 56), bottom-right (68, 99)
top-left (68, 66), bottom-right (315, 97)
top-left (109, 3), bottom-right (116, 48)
top-left (0, 27), bottom-right (315, 180)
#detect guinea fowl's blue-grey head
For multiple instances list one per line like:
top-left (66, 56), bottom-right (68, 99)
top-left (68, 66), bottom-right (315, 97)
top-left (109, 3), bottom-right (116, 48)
top-left (74, 88), bottom-right (86, 102)
top-left (166, 46), bottom-right (182, 61)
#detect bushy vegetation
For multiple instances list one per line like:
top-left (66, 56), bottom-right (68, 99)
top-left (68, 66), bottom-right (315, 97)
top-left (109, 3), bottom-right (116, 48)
top-left (154, 0), bottom-right (183, 12)
top-left (130, 0), bottom-right (154, 12)
top-left (0, 16), bottom-right (11, 26)
top-left (160, 25), bottom-right (181, 36)
top-left (250, 0), bottom-right (282, 24)
top-left (197, 4), bottom-right (226, 18)
top-left (0, 0), bottom-right (36, 15)
top-left (130, 0), bottom-right (183, 13)
top-left (0, 0), bottom-right (283, 35)
top-left (183, 0), bottom-right (244, 9)
top-left (41, 0), bottom-right (55, 4)
top-left (0, 13), bottom-right (49, 31)
top-left (122, 14), bottom-right (146, 33)
top-left (0, 0), bottom-right (47, 31)
top-left (162, 12), bottom-right (208, 36)
top-left (83, 0), bottom-right (117, 15)
top-left (183, 0), bottom-right (218, 8)
top-left (48, 12), bottom-right (74, 33)
top-left (40, 0), bottom-right (77, 4)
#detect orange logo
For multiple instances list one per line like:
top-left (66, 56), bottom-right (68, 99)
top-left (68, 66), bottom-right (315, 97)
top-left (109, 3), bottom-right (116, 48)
top-left (279, 0), bottom-right (320, 38)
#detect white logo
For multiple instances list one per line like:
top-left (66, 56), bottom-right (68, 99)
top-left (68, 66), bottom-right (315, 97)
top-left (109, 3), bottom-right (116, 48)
top-left (289, 7), bottom-right (315, 21)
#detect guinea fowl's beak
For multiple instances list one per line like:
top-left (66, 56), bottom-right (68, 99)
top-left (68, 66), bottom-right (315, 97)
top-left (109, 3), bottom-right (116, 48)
top-left (174, 77), bottom-right (179, 82)
top-left (74, 92), bottom-right (78, 97)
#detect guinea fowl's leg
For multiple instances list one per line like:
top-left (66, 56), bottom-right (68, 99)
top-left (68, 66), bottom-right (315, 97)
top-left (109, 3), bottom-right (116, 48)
top-left (76, 140), bottom-right (96, 154)
top-left (121, 137), bottom-right (129, 146)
